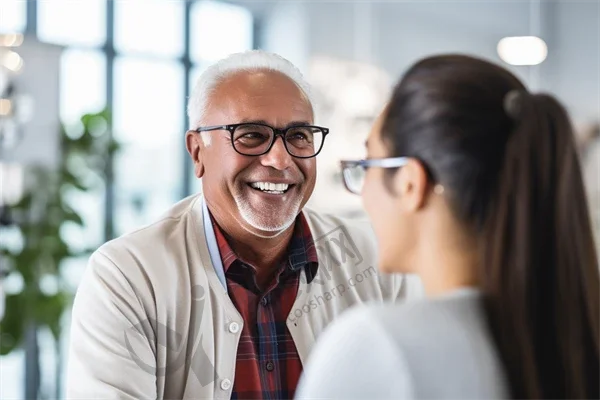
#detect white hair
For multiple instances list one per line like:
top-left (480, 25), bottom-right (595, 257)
top-left (187, 50), bottom-right (314, 137)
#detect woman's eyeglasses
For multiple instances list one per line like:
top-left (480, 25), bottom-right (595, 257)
top-left (339, 157), bottom-right (409, 195)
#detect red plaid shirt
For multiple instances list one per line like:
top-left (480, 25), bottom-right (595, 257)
top-left (210, 211), bottom-right (318, 400)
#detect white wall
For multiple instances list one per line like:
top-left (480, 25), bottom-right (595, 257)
top-left (541, 1), bottom-right (600, 124)
top-left (260, 0), bottom-right (599, 126)
top-left (260, 1), bottom-right (310, 73)
top-left (372, 2), bottom-right (534, 86)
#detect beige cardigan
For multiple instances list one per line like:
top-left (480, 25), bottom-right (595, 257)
top-left (66, 194), bottom-right (422, 399)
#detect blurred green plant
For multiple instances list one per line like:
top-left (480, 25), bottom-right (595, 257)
top-left (0, 109), bottom-right (118, 398)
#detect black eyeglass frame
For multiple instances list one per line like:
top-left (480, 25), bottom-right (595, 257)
top-left (194, 123), bottom-right (330, 159)
top-left (339, 157), bottom-right (410, 194)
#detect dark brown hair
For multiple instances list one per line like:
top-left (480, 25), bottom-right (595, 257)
top-left (381, 54), bottom-right (599, 399)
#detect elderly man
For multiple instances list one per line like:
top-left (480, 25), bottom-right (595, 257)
top-left (66, 50), bottom-right (421, 400)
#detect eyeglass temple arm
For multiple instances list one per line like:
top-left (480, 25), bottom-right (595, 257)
top-left (195, 125), bottom-right (229, 132)
top-left (340, 157), bottom-right (409, 168)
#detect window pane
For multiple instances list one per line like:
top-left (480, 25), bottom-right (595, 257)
top-left (113, 57), bottom-right (184, 235)
top-left (62, 189), bottom-right (105, 253)
top-left (59, 49), bottom-right (106, 263)
top-left (113, 57), bottom-right (184, 144)
top-left (0, 351), bottom-right (24, 399)
top-left (191, 1), bottom-right (253, 63)
top-left (188, 63), bottom-right (208, 102)
top-left (115, 0), bottom-right (184, 58)
top-left (0, 0), bottom-right (26, 33)
top-left (60, 49), bottom-right (106, 124)
top-left (38, 0), bottom-right (106, 47)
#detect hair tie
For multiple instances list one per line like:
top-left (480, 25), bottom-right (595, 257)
top-left (503, 89), bottom-right (528, 120)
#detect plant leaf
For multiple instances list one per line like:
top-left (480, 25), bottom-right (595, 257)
top-left (35, 292), bottom-right (69, 340)
top-left (0, 294), bottom-right (26, 355)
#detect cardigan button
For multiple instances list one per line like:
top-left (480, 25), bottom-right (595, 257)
top-left (228, 322), bottom-right (240, 334)
top-left (220, 378), bottom-right (232, 390)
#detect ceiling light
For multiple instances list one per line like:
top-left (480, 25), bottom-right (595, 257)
top-left (497, 36), bottom-right (548, 66)
top-left (0, 99), bottom-right (12, 116)
top-left (2, 50), bottom-right (23, 72)
top-left (0, 34), bottom-right (24, 47)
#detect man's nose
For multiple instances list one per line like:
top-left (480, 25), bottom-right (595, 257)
top-left (259, 136), bottom-right (294, 170)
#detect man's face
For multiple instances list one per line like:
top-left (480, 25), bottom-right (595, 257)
top-left (187, 70), bottom-right (317, 236)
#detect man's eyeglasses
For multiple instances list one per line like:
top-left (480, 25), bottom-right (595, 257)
top-left (340, 157), bottom-right (409, 194)
top-left (194, 123), bottom-right (330, 159)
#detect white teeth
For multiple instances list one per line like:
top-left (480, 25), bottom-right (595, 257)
top-left (250, 182), bottom-right (290, 193)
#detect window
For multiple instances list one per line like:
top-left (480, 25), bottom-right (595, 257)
top-left (115, 0), bottom-right (184, 58)
top-left (0, 352), bottom-right (23, 399)
top-left (60, 49), bottom-right (106, 124)
top-left (191, 0), bottom-right (253, 63)
top-left (37, 0), bottom-right (106, 47)
top-left (0, 0), bottom-right (26, 33)
top-left (113, 57), bottom-right (184, 145)
top-left (112, 57), bottom-right (184, 235)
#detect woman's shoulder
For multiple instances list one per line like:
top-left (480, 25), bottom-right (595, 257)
top-left (298, 302), bottom-right (416, 399)
top-left (334, 285), bottom-right (469, 315)
top-left (322, 286), bottom-right (480, 328)
top-left (298, 288), bottom-right (508, 399)
top-left (314, 286), bottom-right (502, 383)
top-left (368, 288), bottom-right (492, 349)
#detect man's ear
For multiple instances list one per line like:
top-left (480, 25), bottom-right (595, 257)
top-left (185, 131), bottom-right (205, 178)
top-left (393, 159), bottom-right (429, 212)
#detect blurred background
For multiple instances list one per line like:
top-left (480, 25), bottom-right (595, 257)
top-left (0, 0), bottom-right (598, 398)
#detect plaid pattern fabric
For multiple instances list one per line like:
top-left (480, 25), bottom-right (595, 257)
top-left (210, 211), bottom-right (318, 400)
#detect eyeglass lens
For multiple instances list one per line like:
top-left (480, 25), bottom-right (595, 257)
top-left (342, 164), bottom-right (365, 194)
top-left (232, 124), bottom-right (325, 157)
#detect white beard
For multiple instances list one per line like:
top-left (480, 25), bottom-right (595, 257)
top-left (233, 193), bottom-right (302, 236)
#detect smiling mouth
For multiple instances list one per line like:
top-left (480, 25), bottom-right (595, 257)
top-left (248, 182), bottom-right (294, 195)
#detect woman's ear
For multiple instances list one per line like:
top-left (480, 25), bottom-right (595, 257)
top-left (393, 158), bottom-right (430, 212)
top-left (185, 131), bottom-right (205, 178)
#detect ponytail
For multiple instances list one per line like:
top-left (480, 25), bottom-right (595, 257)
top-left (480, 90), bottom-right (600, 398)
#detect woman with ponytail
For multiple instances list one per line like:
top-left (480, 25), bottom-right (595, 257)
top-left (295, 54), bottom-right (599, 399)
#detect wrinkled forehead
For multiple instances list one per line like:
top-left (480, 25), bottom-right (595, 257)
top-left (206, 70), bottom-right (314, 124)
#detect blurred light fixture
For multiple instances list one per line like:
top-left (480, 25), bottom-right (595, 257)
top-left (497, 36), bottom-right (548, 66)
top-left (0, 33), bottom-right (24, 47)
top-left (0, 99), bottom-right (12, 116)
top-left (2, 50), bottom-right (23, 72)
